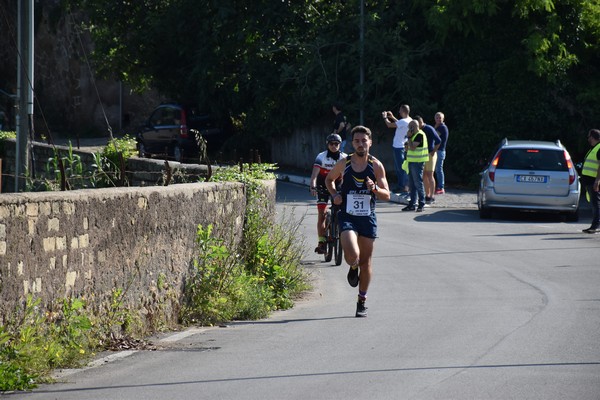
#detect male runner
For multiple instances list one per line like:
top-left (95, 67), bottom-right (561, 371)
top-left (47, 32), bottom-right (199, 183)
top-left (325, 126), bottom-right (390, 317)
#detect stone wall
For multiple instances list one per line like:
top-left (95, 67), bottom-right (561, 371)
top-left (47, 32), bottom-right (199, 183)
top-left (0, 139), bottom-right (210, 192)
top-left (0, 179), bottom-right (277, 331)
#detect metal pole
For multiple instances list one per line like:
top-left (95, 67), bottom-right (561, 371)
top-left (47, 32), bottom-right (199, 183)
top-left (16, 0), bottom-right (24, 191)
top-left (27, 0), bottom-right (34, 117)
top-left (359, 0), bottom-right (364, 125)
top-left (15, 0), bottom-right (33, 192)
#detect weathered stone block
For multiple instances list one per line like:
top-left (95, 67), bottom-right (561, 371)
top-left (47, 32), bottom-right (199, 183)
top-left (0, 179), bottom-right (274, 336)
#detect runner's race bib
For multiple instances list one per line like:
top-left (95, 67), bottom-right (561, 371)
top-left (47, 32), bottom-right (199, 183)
top-left (346, 193), bottom-right (371, 216)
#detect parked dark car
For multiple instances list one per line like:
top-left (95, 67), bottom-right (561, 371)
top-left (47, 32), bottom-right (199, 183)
top-left (477, 139), bottom-right (580, 220)
top-left (136, 104), bottom-right (226, 162)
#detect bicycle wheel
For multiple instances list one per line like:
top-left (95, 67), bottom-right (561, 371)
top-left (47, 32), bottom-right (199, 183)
top-left (324, 210), bottom-right (333, 262)
top-left (333, 211), bottom-right (343, 266)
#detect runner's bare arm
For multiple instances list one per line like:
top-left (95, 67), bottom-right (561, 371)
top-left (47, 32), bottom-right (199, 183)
top-left (373, 159), bottom-right (391, 201)
top-left (325, 159), bottom-right (345, 205)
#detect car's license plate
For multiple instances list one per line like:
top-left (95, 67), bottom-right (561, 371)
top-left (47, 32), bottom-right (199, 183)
top-left (516, 175), bottom-right (547, 183)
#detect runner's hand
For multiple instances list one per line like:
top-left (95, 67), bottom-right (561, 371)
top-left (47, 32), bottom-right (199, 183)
top-left (332, 193), bottom-right (342, 205)
top-left (365, 177), bottom-right (376, 192)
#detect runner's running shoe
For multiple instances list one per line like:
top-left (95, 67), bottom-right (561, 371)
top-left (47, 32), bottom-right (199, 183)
top-left (355, 300), bottom-right (367, 317)
top-left (347, 265), bottom-right (359, 287)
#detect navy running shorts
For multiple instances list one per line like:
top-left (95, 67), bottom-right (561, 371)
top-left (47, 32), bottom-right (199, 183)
top-left (338, 211), bottom-right (378, 239)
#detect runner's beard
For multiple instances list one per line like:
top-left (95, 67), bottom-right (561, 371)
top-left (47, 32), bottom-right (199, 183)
top-left (355, 148), bottom-right (367, 157)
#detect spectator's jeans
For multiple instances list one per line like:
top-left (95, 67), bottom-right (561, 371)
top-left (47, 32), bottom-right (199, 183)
top-left (586, 184), bottom-right (600, 229)
top-left (435, 149), bottom-right (446, 190)
top-left (393, 147), bottom-right (408, 191)
top-left (408, 162), bottom-right (425, 207)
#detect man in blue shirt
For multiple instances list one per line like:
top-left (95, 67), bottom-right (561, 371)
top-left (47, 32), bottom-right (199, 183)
top-left (434, 112), bottom-right (449, 194)
top-left (416, 116), bottom-right (441, 204)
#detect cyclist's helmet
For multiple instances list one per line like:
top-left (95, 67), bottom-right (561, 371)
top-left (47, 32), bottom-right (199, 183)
top-left (327, 133), bottom-right (342, 143)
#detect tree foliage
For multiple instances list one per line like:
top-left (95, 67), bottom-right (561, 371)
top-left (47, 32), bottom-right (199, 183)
top-left (69, 0), bottom-right (600, 183)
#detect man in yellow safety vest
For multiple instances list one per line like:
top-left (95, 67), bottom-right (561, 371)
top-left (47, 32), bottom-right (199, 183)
top-left (581, 128), bottom-right (600, 234)
top-left (401, 120), bottom-right (429, 212)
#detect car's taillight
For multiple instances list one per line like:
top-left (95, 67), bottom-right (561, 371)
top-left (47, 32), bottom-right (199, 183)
top-left (488, 152), bottom-right (501, 182)
top-left (179, 109), bottom-right (189, 139)
top-left (564, 150), bottom-right (576, 184)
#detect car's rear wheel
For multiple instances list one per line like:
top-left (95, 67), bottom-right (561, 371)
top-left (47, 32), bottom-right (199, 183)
top-left (565, 209), bottom-right (579, 222)
top-left (478, 192), bottom-right (493, 219)
top-left (478, 199), bottom-right (493, 218)
top-left (479, 207), bottom-right (492, 219)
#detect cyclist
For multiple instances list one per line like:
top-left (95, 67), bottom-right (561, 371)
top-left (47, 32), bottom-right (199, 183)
top-left (310, 133), bottom-right (347, 254)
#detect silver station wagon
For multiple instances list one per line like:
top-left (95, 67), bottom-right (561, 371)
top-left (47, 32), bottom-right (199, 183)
top-left (477, 139), bottom-right (580, 220)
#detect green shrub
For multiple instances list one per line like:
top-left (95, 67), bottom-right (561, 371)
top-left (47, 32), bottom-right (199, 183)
top-left (0, 131), bottom-right (17, 140)
top-left (182, 163), bottom-right (309, 326)
top-left (0, 295), bottom-right (96, 391)
top-left (89, 135), bottom-right (137, 187)
top-left (39, 142), bottom-right (86, 191)
top-left (28, 135), bottom-right (138, 190)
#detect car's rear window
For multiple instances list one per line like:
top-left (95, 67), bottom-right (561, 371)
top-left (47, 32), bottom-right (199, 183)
top-left (497, 148), bottom-right (567, 171)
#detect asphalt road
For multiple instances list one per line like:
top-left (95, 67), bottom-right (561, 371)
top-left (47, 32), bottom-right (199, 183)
top-left (8, 181), bottom-right (600, 400)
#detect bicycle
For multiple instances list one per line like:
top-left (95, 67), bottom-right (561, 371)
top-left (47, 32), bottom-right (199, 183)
top-left (324, 202), bottom-right (343, 265)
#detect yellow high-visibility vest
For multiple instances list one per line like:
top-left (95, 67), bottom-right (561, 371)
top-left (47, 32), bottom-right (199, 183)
top-left (582, 143), bottom-right (600, 178)
top-left (407, 130), bottom-right (429, 163)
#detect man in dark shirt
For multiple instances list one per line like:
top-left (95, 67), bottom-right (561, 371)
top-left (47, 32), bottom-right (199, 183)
top-left (434, 112), bottom-right (449, 194)
top-left (332, 103), bottom-right (349, 153)
top-left (416, 116), bottom-right (441, 204)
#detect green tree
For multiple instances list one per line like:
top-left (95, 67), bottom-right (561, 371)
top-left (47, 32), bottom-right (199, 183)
top-left (70, 0), bottom-right (600, 182)
top-left (412, 0), bottom-right (600, 181)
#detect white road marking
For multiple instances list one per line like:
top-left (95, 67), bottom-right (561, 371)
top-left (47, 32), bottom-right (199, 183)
top-left (51, 327), bottom-right (210, 380)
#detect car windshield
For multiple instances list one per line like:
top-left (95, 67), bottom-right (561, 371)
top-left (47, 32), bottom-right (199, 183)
top-left (497, 148), bottom-right (567, 171)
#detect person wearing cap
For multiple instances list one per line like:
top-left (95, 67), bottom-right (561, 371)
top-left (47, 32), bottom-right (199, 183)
top-left (310, 133), bottom-right (347, 254)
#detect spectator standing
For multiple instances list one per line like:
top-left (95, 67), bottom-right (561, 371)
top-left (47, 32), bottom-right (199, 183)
top-left (581, 128), bottom-right (600, 234)
top-left (332, 103), bottom-right (350, 154)
top-left (415, 116), bottom-right (441, 204)
top-left (402, 120), bottom-right (428, 212)
top-left (310, 133), bottom-right (347, 253)
top-left (325, 126), bottom-right (390, 317)
top-left (383, 104), bottom-right (412, 195)
top-left (434, 112), bottom-right (449, 194)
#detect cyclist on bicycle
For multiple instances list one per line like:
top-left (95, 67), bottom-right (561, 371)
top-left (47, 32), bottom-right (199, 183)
top-left (310, 133), bottom-right (347, 254)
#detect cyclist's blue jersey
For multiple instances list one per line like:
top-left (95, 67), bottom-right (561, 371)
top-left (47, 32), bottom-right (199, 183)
top-left (339, 154), bottom-right (377, 217)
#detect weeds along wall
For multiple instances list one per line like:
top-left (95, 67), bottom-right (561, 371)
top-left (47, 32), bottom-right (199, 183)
top-left (0, 139), bottom-right (210, 191)
top-left (0, 180), bottom-right (276, 329)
